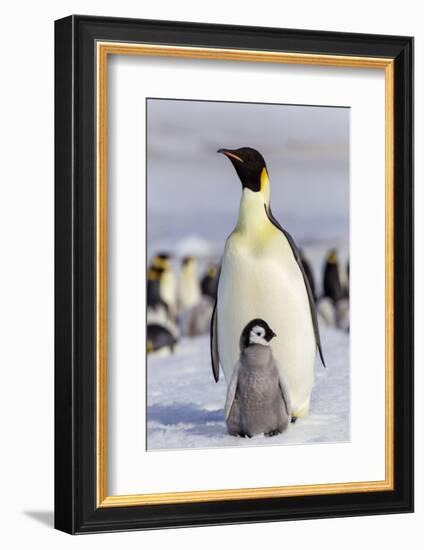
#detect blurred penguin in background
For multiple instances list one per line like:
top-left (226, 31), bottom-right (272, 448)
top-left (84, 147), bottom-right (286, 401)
top-left (147, 266), bottom-right (179, 349)
top-left (323, 248), bottom-right (344, 304)
top-left (150, 253), bottom-right (177, 318)
top-left (345, 260), bottom-right (350, 299)
top-left (147, 324), bottom-right (177, 355)
top-left (317, 296), bottom-right (336, 328)
top-left (178, 256), bottom-right (214, 337)
top-left (318, 249), bottom-right (350, 331)
top-left (335, 298), bottom-right (350, 332)
top-left (146, 267), bottom-right (169, 326)
top-left (178, 256), bottom-right (201, 313)
top-left (299, 249), bottom-right (316, 302)
top-left (201, 263), bottom-right (219, 300)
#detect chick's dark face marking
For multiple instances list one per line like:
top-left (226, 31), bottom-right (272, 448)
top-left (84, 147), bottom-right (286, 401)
top-left (240, 318), bottom-right (276, 350)
top-left (218, 147), bottom-right (267, 192)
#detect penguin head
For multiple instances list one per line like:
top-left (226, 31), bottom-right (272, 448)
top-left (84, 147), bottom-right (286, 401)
top-left (147, 266), bottom-right (164, 281)
top-left (326, 249), bottom-right (339, 264)
top-left (152, 253), bottom-right (172, 271)
top-left (206, 264), bottom-right (218, 278)
top-left (218, 147), bottom-right (268, 194)
top-left (240, 318), bottom-right (276, 350)
top-left (181, 256), bottom-right (198, 275)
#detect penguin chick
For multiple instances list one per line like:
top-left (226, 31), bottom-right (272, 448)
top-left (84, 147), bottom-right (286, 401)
top-left (316, 296), bottom-right (336, 328)
top-left (179, 296), bottom-right (214, 337)
top-left (201, 264), bottom-right (219, 300)
top-left (225, 319), bottom-right (292, 438)
top-left (335, 297), bottom-right (350, 332)
top-left (178, 256), bottom-right (201, 313)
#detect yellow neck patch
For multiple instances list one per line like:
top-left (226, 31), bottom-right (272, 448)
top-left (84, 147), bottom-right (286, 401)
top-left (260, 167), bottom-right (268, 191)
top-left (153, 257), bottom-right (170, 270)
top-left (328, 253), bottom-right (338, 264)
top-left (260, 167), bottom-right (270, 205)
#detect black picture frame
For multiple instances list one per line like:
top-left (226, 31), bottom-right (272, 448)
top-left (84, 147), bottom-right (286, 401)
top-left (55, 15), bottom-right (414, 534)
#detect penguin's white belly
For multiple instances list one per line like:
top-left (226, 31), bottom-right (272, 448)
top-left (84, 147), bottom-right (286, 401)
top-left (160, 272), bottom-right (177, 311)
top-left (217, 233), bottom-right (316, 413)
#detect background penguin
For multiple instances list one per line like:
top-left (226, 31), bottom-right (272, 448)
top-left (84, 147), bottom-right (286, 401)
top-left (212, 147), bottom-right (325, 419)
top-left (201, 263), bottom-right (219, 300)
top-left (225, 319), bottom-right (291, 437)
top-left (150, 253), bottom-right (177, 318)
top-left (146, 266), bottom-right (170, 326)
top-left (335, 298), bottom-right (350, 332)
top-left (323, 248), bottom-right (343, 303)
top-left (345, 259), bottom-right (350, 299)
top-left (147, 324), bottom-right (177, 355)
top-left (316, 296), bottom-right (336, 328)
top-left (299, 249), bottom-right (317, 302)
top-left (178, 256), bottom-right (201, 313)
top-left (178, 256), bottom-right (214, 337)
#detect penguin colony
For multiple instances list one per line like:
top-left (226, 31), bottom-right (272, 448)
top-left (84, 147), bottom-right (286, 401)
top-left (148, 147), bottom-right (349, 439)
top-left (146, 254), bottom-right (220, 354)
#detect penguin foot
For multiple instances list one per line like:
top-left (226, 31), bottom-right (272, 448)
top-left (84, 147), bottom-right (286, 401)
top-left (291, 416), bottom-right (297, 424)
top-left (265, 429), bottom-right (281, 437)
top-left (238, 432), bottom-right (252, 438)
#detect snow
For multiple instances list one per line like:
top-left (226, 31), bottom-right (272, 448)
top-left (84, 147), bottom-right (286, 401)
top-left (147, 327), bottom-right (349, 451)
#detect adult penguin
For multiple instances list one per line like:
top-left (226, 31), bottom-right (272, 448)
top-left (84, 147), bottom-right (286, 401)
top-left (150, 253), bottom-right (177, 317)
top-left (211, 147), bottom-right (325, 419)
top-left (201, 264), bottom-right (219, 300)
top-left (147, 267), bottom-right (170, 325)
top-left (323, 249), bottom-right (343, 303)
top-left (178, 256), bottom-right (201, 313)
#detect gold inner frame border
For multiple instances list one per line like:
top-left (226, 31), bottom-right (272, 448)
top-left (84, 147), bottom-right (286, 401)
top-left (96, 42), bottom-right (394, 508)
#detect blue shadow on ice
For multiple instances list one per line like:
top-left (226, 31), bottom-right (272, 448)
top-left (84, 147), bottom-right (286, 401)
top-left (147, 403), bottom-right (224, 426)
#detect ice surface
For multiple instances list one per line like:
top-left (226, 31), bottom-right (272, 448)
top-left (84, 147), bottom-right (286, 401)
top-left (147, 327), bottom-right (349, 451)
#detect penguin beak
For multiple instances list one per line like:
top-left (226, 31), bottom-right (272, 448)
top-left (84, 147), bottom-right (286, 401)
top-left (270, 330), bottom-right (277, 340)
top-left (217, 148), bottom-right (244, 163)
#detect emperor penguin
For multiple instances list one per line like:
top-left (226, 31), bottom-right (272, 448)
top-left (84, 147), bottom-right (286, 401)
top-left (178, 256), bottom-right (201, 313)
top-left (225, 319), bottom-right (292, 437)
top-left (151, 253), bottom-right (177, 318)
top-left (147, 323), bottom-right (177, 355)
top-left (323, 249), bottom-right (344, 304)
top-left (211, 147), bottom-right (325, 419)
top-left (147, 266), bottom-right (179, 339)
top-left (201, 264), bottom-right (219, 300)
top-left (147, 266), bottom-right (170, 325)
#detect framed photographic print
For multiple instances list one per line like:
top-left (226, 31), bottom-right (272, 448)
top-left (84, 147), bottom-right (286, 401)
top-left (54, 15), bottom-right (414, 534)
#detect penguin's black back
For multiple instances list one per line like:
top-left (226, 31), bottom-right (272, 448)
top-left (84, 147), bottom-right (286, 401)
top-left (147, 278), bottom-right (168, 312)
top-left (201, 273), bottom-right (218, 300)
top-left (301, 256), bottom-right (316, 302)
top-left (323, 262), bottom-right (343, 303)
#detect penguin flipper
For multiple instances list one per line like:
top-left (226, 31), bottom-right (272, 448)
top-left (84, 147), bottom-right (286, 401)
top-left (224, 362), bottom-right (241, 420)
top-left (265, 204), bottom-right (326, 368)
top-left (210, 301), bottom-right (220, 382)
top-left (278, 372), bottom-right (292, 418)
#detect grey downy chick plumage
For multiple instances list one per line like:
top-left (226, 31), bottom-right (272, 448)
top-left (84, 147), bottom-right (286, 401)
top-left (225, 319), bottom-right (292, 438)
